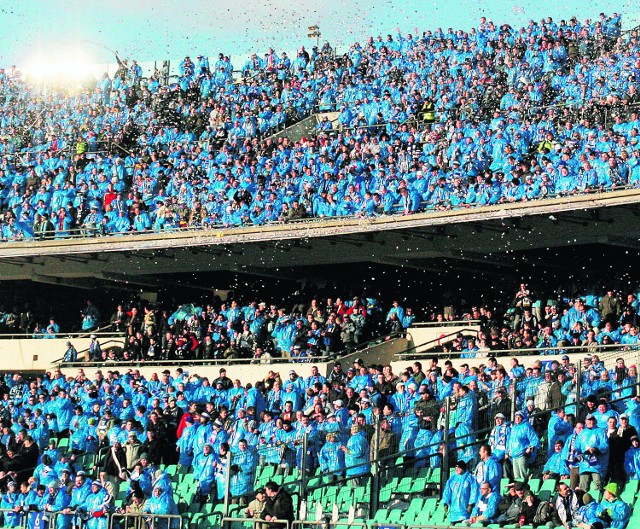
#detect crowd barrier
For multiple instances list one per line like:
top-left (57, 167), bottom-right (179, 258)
top-left (110, 512), bottom-right (183, 529)
top-left (223, 517), bottom-right (290, 529)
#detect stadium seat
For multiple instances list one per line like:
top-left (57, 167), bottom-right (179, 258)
top-left (395, 476), bottom-right (413, 494)
top-left (409, 476), bottom-right (427, 494)
top-left (371, 508), bottom-right (388, 524)
top-left (386, 509), bottom-right (403, 524)
top-left (421, 497), bottom-right (438, 517)
top-left (527, 478), bottom-right (541, 494)
top-left (537, 479), bottom-right (556, 501)
top-left (622, 479), bottom-right (639, 504)
top-left (428, 505), bottom-right (448, 526)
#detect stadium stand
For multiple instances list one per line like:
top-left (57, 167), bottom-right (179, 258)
top-left (3, 283), bottom-right (640, 363)
top-left (0, 12), bottom-right (635, 242)
top-left (0, 343), bottom-right (638, 529)
top-left (0, 8), bottom-right (640, 529)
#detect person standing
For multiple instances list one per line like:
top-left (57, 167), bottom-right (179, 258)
top-left (442, 460), bottom-right (478, 524)
top-left (505, 411), bottom-right (539, 480)
top-left (575, 414), bottom-right (609, 493)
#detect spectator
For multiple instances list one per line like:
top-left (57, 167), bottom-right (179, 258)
top-left (576, 414), bottom-right (609, 492)
top-left (555, 482), bottom-right (581, 528)
top-left (506, 410), bottom-right (539, 481)
top-left (466, 481), bottom-right (501, 526)
top-left (262, 480), bottom-right (294, 529)
top-left (442, 460), bottom-right (478, 524)
top-left (592, 483), bottom-right (631, 529)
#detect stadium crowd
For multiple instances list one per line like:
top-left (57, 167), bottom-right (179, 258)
top-left (0, 348), bottom-right (637, 528)
top-left (88, 295), bottom-right (408, 362)
top-left (32, 282), bottom-right (640, 364)
top-left (0, 13), bottom-right (637, 240)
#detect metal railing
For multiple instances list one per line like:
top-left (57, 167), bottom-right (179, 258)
top-left (395, 341), bottom-right (640, 361)
top-left (2, 184), bottom-right (639, 247)
top-left (110, 512), bottom-right (183, 529)
top-left (223, 517), bottom-right (290, 529)
top-left (56, 330), bottom-right (404, 368)
top-left (0, 330), bottom-right (124, 340)
top-left (0, 507), bottom-right (27, 529)
top-left (401, 327), bottom-right (482, 356)
top-left (409, 320), bottom-right (481, 328)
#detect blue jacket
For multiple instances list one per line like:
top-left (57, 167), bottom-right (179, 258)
top-left (319, 440), bottom-right (345, 474)
top-left (595, 498), bottom-right (631, 529)
top-left (473, 455), bottom-right (502, 492)
top-left (345, 431), bottom-right (370, 477)
top-left (45, 488), bottom-right (71, 529)
top-left (471, 491), bottom-right (501, 522)
top-left (192, 451), bottom-right (216, 494)
top-left (543, 451), bottom-right (570, 476)
top-left (229, 448), bottom-right (257, 497)
top-left (442, 470), bottom-right (479, 523)
top-left (575, 425), bottom-right (609, 476)
top-left (547, 412), bottom-right (573, 451)
top-left (83, 488), bottom-right (111, 529)
top-left (506, 420), bottom-right (539, 459)
top-left (143, 490), bottom-right (179, 529)
top-left (489, 423), bottom-right (510, 460)
top-left (624, 446), bottom-right (640, 479)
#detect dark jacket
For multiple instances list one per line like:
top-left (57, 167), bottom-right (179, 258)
top-left (264, 487), bottom-right (294, 527)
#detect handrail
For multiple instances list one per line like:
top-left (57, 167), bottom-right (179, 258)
top-left (0, 331), bottom-right (124, 340)
top-left (407, 327), bottom-right (483, 354)
top-left (56, 330), bottom-right (404, 368)
top-left (293, 521), bottom-right (367, 528)
top-left (395, 341), bottom-right (640, 360)
top-left (409, 320), bottom-right (481, 328)
top-left (223, 517), bottom-right (290, 529)
top-left (2, 184), bottom-right (638, 247)
top-left (110, 512), bottom-right (183, 529)
top-left (0, 507), bottom-right (26, 529)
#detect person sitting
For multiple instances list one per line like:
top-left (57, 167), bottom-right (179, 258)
top-left (542, 440), bottom-right (570, 480)
top-left (588, 483), bottom-right (631, 529)
top-left (466, 481), bottom-right (501, 526)
top-left (555, 482), bottom-right (580, 528)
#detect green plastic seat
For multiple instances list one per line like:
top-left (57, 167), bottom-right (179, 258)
top-left (428, 506), bottom-right (448, 526)
top-left (527, 478), bottom-right (541, 494)
top-left (402, 510), bottom-right (417, 525)
top-left (409, 477), bottom-right (427, 494)
top-left (622, 479), bottom-right (639, 503)
top-left (427, 468), bottom-right (441, 484)
top-left (378, 486), bottom-right (392, 504)
top-left (387, 509), bottom-right (403, 523)
top-left (537, 478), bottom-right (557, 501)
top-left (422, 497), bottom-right (438, 516)
top-left (371, 508), bottom-right (388, 523)
top-left (406, 497), bottom-right (424, 513)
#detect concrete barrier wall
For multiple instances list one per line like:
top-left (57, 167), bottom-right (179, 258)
top-left (72, 362), bottom-right (329, 385)
top-left (406, 324), bottom-right (481, 354)
top-left (0, 336), bottom-right (329, 382)
top-left (0, 337), bottom-right (98, 371)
